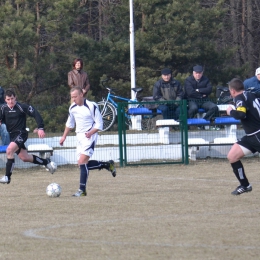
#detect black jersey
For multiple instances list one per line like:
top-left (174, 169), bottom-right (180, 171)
top-left (0, 102), bottom-right (44, 133)
top-left (231, 91), bottom-right (260, 135)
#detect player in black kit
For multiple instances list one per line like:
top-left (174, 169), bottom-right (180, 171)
top-left (226, 78), bottom-right (260, 195)
top-left (0, 89), bottom-right (56, 184)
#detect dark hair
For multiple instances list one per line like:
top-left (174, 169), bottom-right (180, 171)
top-left (228, 78), bottom-right (244, 92)
top-left (72, 58), bottom-right (83, 69)
top-left (5, 89), bottom-right (16, 98)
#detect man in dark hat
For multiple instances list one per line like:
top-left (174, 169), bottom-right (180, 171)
top-left (153, 68), bottom-right (183, 120)
top-left (184, 65), bottom-right (218, 121)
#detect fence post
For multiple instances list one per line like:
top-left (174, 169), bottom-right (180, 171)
top-left (118, 102), bottom-right (124, 167)
top-left (182, 99), bottom-right (189, 165)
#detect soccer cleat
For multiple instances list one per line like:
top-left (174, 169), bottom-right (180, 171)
top-left (0, 176), bottom-right (11, 184)
top-left (45, 159), bottom-right (57, 174)
top-left (72, 189), bottom-right (87, 197)
top-left (108, 160), bottom-right (116, 177)
top-left (231, 184), bottom-right (252, 195)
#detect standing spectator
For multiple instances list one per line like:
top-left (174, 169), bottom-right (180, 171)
top-left (0, 86), bottom-right (10, 145)
top-left (184, 65), bottom-right (218, 121)
top-left (226, 78), bottom-right (260, 195)
top-left (0, 89), bottom-right (56, 184)
top-left (68, 58), bottom-right (90, 96)
top-left (153, 68), bottom-right (183, 120)
top-left (59, 87), bottom-right (116, 197)
top-left (243, 67), bottom-right (260, 95)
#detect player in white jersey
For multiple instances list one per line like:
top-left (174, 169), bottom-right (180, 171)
top-left (59, 87), bottom-right (116, 197)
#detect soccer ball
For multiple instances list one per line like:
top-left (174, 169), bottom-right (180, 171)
top-left (46, 183), bottom-right (61, 198)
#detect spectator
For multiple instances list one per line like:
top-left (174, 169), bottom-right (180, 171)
top-left (0, 86), bottom-right (10, 145)
top-left (153, 68), bottom-right (183, 120)
top-left (68, 58), bottom-right (90, 96)
top-left (243, 67), bottom-right (260, 94)
top-left (184, 65), bottom-right (218, 121)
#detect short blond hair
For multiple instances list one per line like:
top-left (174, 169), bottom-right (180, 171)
top-left (70, 86), bottom-right (83, 94)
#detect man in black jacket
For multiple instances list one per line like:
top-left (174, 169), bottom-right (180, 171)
top-left (153, 68), bottom-right (183, 120)
top-left (184, 65), bottom-right (218, 120)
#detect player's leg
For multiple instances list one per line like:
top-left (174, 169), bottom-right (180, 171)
top-left (72, 135), bottom-right (92, 197)
top-left (227, 141), bottom-right (253, 195)
top-left (88, 160), bottom-right (116, 177)
top-left (18, 148), bottom-right (56, 174)
top-left (72, 133), bottom-right (116, 197)
top-left (73, 154), bottom-right (89, 197)
top-left (0, 142), bottom-right (19, 184)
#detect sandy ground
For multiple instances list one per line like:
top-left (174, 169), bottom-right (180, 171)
top-left (0, 160), bottom-right (260, 260)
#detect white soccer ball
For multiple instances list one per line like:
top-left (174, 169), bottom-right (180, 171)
top-left (46, 183), bottom-right (61, 198)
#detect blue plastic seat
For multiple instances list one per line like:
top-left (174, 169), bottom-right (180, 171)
top-left (187, 118), bottom-right (210, 125)
top-left (214, 117), bottom-right (240, 124)
top-left (0, 145), bottom-right (8, 153)
top-left (128, 108), bottom-right (162, 115)
top-left (128, 108), bottom-right (152, 115)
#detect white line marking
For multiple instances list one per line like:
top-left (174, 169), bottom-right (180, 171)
top-left (23, 210), bottom-right (260, 250)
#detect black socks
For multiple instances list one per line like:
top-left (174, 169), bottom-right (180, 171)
top-left (6, 158), bottom-right (15, 178)
top-left (79, 164), bottom-right (89, 192)
top-left (32, 155), bottom-right (48, 165)
top-left (231, 160), bottom-right (249, 187)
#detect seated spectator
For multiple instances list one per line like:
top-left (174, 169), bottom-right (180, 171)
top-left (0, 124), bottom-right (10, 145)
top-left (184, 65), bottom-right (218, 121)
top-left (0, 87), bottom-right (10, 145)
top-left (153, 68), bottom-right (183, 120)
top-left (243, 67), bottom-right (260, 95)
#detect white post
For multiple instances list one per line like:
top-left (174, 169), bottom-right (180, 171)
top-left (129, 0), bottom-right (136, 100)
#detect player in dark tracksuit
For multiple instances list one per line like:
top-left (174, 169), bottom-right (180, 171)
top-left (0, 89), bottom-right (56, 184)
top-left (226, 78), bottom-right (260, 195)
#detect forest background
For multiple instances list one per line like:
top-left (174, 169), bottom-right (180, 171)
top-left (0, 0), bottom-right (259, 132)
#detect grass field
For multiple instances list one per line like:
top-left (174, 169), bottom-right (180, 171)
top-left (0, 160), bottom-right (260, 260)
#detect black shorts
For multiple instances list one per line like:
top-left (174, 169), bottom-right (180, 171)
top-left (237, 132), bottom-right (260, 154)
top-left (10, 131), bottom-right (28, 155)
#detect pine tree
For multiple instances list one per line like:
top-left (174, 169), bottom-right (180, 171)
top-left (0, 0), bottom-right (78, 103)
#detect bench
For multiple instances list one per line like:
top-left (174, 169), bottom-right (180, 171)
top-left (156, 117), bottom-right (240, 143)
top-left (27, 144), bottom-right (53, 159)
top-left (128, 107), bottom-right (162, 116)
top-left (0, 144), bottom-right (53, 168)
top-left (0, 145), bottom-right (8, 153)
top-left (128, 107), bottom-right (162, 130)
top-left (155, 119), bottom-right (180, 144)
top-left (156, 116), bottom-right (241, 160)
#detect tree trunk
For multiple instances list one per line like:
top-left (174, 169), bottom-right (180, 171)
top-left (230, 0), bottom-right (240, 67)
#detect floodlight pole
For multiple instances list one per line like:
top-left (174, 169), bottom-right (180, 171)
top-left (129, 0), bottom-right (136, 100)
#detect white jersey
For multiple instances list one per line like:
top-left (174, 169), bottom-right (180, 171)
top-left (66, 99), bottom-right (103, 133)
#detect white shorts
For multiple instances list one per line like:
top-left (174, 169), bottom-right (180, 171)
top-left (76, 132), bottom-right (98, 160)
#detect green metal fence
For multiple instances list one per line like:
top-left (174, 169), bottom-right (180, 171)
top-left (117, 99), bottom-right (242, 167)
top-left (117, 100), bottom-right (189, 167)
